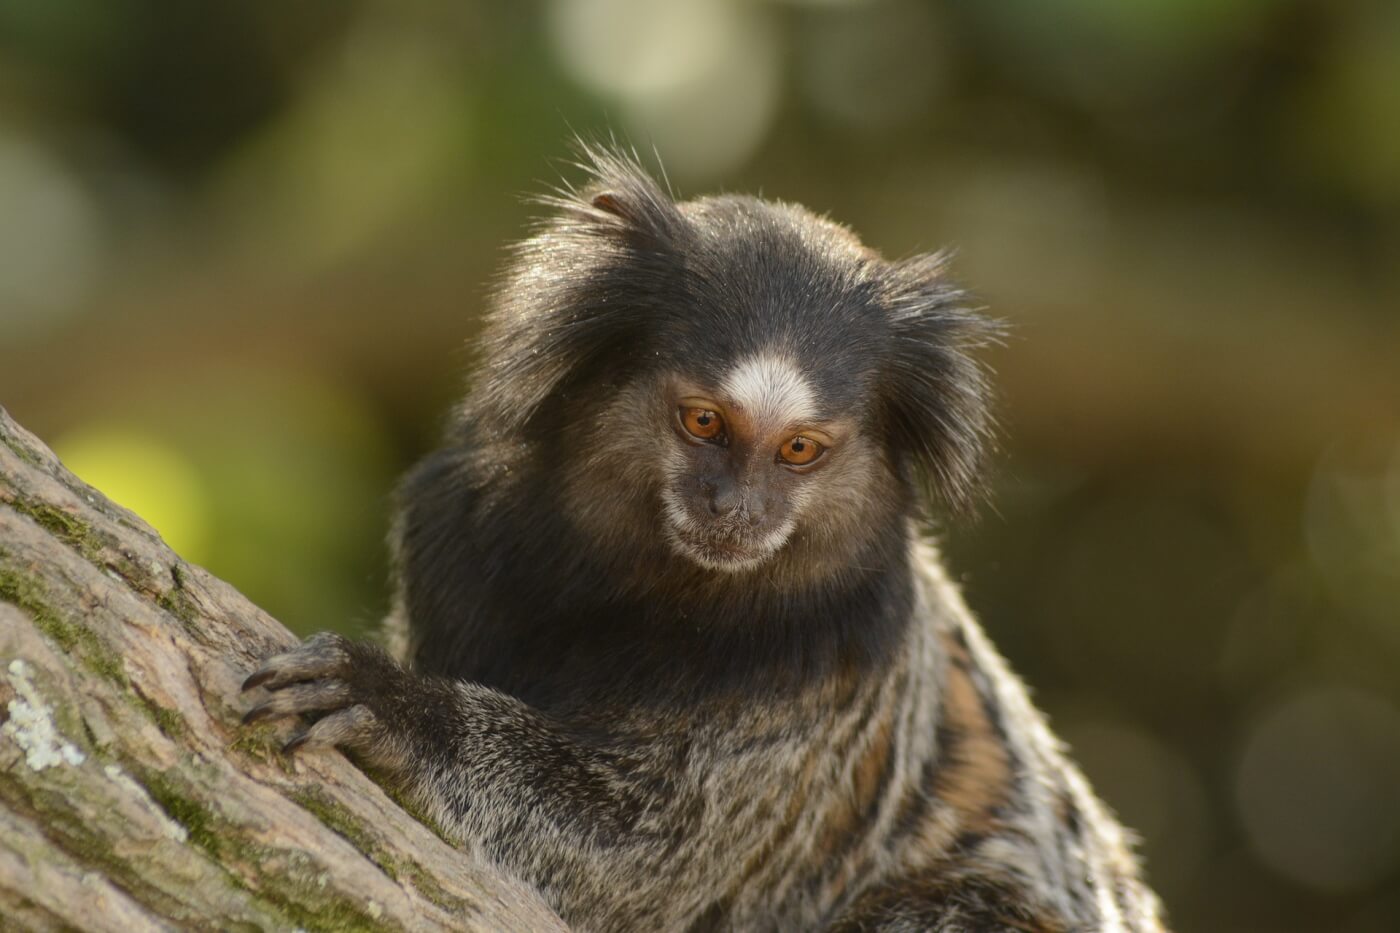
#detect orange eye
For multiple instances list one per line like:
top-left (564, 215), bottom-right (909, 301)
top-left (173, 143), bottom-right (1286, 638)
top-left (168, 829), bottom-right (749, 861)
top-left (681, 407), bottom-right (725, 441)
top-left (779, 435), bottom-right (823, 466)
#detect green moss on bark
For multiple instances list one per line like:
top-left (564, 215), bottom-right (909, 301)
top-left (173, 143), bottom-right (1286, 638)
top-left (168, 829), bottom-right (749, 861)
top-left (0, 560), bottom-right (126, 686)
top-left (6, 500), bottom-right (104, 562)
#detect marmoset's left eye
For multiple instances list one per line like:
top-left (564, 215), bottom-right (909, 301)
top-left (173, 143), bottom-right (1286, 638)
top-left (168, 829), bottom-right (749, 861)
top-left (681, 406), bottom-right (726, 442)
top-left (778, 435), bottom-right (824, 466)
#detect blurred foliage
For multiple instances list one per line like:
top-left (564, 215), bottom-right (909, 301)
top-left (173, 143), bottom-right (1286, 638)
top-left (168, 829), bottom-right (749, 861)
top-left (1, 1), bottom-right (1398, 930)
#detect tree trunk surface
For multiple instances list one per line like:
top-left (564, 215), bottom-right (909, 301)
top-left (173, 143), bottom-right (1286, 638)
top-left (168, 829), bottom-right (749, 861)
top-left (0, 406), bottom-right (566, 932)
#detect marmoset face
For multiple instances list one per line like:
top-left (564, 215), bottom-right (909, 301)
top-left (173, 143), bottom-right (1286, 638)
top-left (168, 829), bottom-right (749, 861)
top-left (661, 354), bottom-right (860, 572)
top-left (561, 346), bottom-right (898, 583)
top-left (561, 354), bottom-right (896, 583)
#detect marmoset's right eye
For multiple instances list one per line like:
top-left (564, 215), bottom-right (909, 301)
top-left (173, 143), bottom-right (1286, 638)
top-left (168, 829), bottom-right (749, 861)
top-left (680, 407), bottom-right (725, 442)
top-left (778, 435), bottom-right (824, 467)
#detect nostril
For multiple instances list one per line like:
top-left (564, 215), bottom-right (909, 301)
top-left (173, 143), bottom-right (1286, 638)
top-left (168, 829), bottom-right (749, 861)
top-left (700, 480), bottom-right (722, 515)
top-left (709, 485), bottom-right (743, 518)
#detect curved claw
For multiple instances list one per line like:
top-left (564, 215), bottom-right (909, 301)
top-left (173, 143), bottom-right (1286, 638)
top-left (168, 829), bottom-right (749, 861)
top-left (240, 633), bottom-right (350, 694)
top-left (241, 668), bottom-right (278, 693)
top-left (278, 705), bottom-right (379, 756)
top-left (242, 701), bottom-right (278, 725)
top-left (241, 679), bottom-right (354, 726)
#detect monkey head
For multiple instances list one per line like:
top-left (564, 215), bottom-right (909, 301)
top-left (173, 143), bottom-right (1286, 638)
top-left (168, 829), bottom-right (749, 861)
top-left (472, 146), bottom-right (998, 588)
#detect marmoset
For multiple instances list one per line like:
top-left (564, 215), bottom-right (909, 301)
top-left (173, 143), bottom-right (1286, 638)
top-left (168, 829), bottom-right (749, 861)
top-left (243, 147), bottom-right (1166, 931)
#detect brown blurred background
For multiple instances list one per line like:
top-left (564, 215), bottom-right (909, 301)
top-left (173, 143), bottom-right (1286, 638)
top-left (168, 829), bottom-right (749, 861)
top-left (2, 1), bottom-right (1398, 929)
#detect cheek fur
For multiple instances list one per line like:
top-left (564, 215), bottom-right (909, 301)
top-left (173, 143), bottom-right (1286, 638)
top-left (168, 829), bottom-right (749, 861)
top-left (659, 448), bottom-right (699, 538)
top-left (788, 439), bottom-right (898, 554)
top-left (560, 379), bottom-right (673, 546)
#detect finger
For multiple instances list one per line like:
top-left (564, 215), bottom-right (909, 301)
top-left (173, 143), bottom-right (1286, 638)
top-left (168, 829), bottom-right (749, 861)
top-left (242, 633), bottom-right (349, 692)
top-left (283, 704), bottom-right (378, 754)
top-left (242, 680), bottom-right (353, 725)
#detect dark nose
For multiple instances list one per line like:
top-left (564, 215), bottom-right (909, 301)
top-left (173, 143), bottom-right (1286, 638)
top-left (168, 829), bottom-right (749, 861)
top-left (707, 479), bottom-right (764, 524)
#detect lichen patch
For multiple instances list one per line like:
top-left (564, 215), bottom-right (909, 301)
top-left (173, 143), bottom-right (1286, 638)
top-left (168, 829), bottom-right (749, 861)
top-left (3, 658), bottom-right (87, 770)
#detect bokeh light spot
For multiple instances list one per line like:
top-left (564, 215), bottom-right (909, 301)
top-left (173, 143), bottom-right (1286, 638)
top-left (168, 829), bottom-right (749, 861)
top-left (54, 425), bottom-right (212, 562)
top-left (0, 134), bottom-right (104, 337)
top-left (1235, 687), bottom-right (1400, 893)
top-left (547, 0), bottom-right (780, 179)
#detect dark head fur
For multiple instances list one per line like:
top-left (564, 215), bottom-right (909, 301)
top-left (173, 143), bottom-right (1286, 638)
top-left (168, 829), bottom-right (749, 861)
top-left (473, 145), bottom-right (998, 516)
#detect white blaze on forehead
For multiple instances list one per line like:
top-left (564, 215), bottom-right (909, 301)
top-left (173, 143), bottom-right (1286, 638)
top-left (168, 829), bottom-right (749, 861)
top-left (721, 353), bottom-right (817, 430)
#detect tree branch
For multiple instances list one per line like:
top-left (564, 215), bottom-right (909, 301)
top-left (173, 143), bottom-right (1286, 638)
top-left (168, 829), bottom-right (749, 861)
top-left (0, 406), bottom-right (565, 931)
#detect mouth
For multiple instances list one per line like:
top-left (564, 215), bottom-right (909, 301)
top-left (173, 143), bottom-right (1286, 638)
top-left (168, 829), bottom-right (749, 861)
top-left (671, 530), bottom-right (768, 572)
top-left (663, 510), bottom-right (792, 574)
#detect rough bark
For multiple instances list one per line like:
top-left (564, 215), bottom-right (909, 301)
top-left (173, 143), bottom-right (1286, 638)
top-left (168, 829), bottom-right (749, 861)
top-left (0, 406), bottom-right (566, 932)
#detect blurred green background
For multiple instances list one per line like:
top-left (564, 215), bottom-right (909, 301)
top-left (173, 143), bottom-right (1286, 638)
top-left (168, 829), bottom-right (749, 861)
top-left (1, 1), bottom-right (1398, 929)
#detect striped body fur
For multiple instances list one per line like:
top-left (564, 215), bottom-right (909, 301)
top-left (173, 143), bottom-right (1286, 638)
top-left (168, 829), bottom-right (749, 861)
top-left (243, 147), bottom-right (1166, 931)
